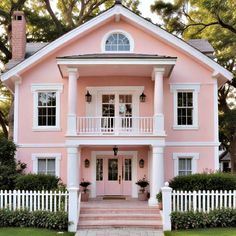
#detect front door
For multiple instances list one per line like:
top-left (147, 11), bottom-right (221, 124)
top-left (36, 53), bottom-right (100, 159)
top-left (96, 155), bottom-right (132, 196)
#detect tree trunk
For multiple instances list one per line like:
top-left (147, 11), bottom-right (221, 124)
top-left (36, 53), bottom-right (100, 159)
top-left (230, 130), bottom-right (236, 173)
top-left (8, 96), bottom-right (14, 140)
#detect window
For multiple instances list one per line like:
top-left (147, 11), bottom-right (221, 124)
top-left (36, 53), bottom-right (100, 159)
top-left (32, 84), bottom-right (63, 131)
top-left (173, 153), bottom-right (199, 177)
top-left (38, 158), bottom-right (55, 175)
top-left (96, 158), bottom-right (103, 181)
top-left (32, 153), bottom-right (61, 177)
top-left (105, 33), bottom-right (130, 51)
top-left (170, 84), bottom-right (200, 129)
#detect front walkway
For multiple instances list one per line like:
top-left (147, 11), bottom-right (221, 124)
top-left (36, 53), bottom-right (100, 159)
top-left (76, 228), bottom-right (164, 236)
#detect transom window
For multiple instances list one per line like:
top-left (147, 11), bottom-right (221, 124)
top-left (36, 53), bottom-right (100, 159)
top-left (178, 158), bottom-right (192, 176)
top-left (105, 33), bottom-right (130, 51)
top-left (38, 158), bottom-right (56, 175)
top-left (38, 92), bottom-right (56, 126)
top-left (177, 92), bottom-right (193, 125)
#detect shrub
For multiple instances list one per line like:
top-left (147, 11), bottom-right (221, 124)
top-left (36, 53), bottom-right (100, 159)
top-left (171, 208), bottom-right (236, 230)
top-left (15, 174), bottom-right (60, 190)
top-left (169, 172), bottom-right (236, 191)
top-left (0, 209), bottom-right (68, 230)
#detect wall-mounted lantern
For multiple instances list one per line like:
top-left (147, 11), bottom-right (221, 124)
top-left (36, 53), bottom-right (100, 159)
top-left (84, 159), bottom-right (90, 168)
top-left (140, 92), bottom-right (146, 102)
top-left (139, 159), bottom-right (144, 168)
top-left (113, 146), bottom-right (118, 156)
top-left (85, 91), bottom-right (92, 103)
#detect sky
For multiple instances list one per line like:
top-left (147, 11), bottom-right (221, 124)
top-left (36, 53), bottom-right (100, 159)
top-left (138, 0), bottom-right (159, 23)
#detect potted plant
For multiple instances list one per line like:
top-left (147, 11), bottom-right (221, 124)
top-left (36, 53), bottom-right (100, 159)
top-left (156, 191), bottom-right (162, 210)
top-left (136, 177), bottom-right (149, 201)
top-left (80, 180), bottom-right (91, 202)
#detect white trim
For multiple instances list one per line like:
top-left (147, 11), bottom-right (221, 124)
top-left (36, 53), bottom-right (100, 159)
top-left (32, 153), bottom-right (61, 177)
top-left (173, 152), bottom-right (199, 176)
top-left (13, 78), bottom-right (21, 143)
top-left (91, 151), bottom-right (138, 198)
top-left (18, 143), bottom-right (66, 148)
top-left (170, 84), bottom-right (200, 130)
top-left (166, 141), bottom-right (220, 147)
top-left (1, 5), bottom-right (232, 83)
top-left (31, 84), bottom-right (63, 131)
top-left (101, 29), bottom-right (134, 53)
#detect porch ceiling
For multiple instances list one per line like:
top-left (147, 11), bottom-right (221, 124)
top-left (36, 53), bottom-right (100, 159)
top-left (57, 53), bottom-right (177, 78)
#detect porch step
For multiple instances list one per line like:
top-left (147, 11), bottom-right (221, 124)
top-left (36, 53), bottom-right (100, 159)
top-left (78, 201), bottom-right (162, 229)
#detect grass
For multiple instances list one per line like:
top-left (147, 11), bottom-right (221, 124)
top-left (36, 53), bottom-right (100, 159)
top-left (0, 228), bottom-right (75, 236)
top-left (165, 228), bottom-right (236, 236)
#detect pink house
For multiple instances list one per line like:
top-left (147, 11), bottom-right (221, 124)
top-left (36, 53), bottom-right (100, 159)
top-left (1, 2), bottom-right (233, 232)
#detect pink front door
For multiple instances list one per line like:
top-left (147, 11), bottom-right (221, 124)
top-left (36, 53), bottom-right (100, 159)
top-left (96, 155), bottom-right (132, 196)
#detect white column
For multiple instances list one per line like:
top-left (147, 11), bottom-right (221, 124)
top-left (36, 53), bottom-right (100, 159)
top-left (67, 68), bottom-right (78, 136)
top-left (153, 68), bottom-right (165, 135)
top-left (162, 182), bottom-right (172, 231)
top-left (149, 146), bottom-right (164, 206)
top-left (67, 147), bottom-right (80, 232)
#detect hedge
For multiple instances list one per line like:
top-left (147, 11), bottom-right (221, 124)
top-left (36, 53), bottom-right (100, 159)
top-left (169, 173), bottom-right (236, 191)
top-left (15, 174), bottom-right (60, 191)
top-left (0, 209), bottom-right (68, 230)
top-left (171, 208), bottom-right (236, 230)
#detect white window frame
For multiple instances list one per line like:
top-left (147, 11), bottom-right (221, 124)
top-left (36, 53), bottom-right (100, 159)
top-left (170, 84), bottom-right (200, 130)
top-left (31, 84), bottom-right (63, 131)
top-left (101, 29), bottom-right (134, 53)
top-left (173, 152), bottom-right (199, 176)
top-left (32, 153), bottom-right (61, 177)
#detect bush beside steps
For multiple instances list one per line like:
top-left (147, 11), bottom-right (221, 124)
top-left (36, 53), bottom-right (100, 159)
top-left (0, 209), bottom-right (68, 230)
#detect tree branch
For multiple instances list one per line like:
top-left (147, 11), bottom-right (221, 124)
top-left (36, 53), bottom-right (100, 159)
top-left (217, 15), bottom-right (236, 34)
top-left (0, 40), bottom-right (12, 61)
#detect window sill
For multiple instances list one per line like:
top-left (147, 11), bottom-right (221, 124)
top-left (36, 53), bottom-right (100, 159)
top-left (172, 125), bottom-right (199, 130)
top-left (32, 127), bottom-right (61, 132)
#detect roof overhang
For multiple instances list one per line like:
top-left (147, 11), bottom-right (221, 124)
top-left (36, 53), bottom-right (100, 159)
top-left (57, 55), bottom-right (177, 78)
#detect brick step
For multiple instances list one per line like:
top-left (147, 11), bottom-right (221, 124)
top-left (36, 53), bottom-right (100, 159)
top-left (78, 219), bottom-right (163, 229)
top-left (80, 208), bottom-right (160, 214)
top-left (80, 213), bottom-right (161, 221)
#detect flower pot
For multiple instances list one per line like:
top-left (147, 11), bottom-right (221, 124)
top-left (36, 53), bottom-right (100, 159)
top-left (158, 202), bottom-right (163, 210)
top-left (81, 192), bottom-right (89, 202)
top-left (138, 192), bottom-right (148, 201)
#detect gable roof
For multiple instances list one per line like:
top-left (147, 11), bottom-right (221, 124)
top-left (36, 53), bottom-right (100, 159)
top-left (1, 3), bottom-right (233, 87)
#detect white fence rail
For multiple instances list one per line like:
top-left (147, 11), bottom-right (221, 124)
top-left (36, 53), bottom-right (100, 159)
top-left (0, 190), bottom-right (68, 212)
top-left (77, 116), bottom-right (153, 135)
top-left (172, 190), bottom-right (236, 212)
top-left (161, 182), bottom-right (236, 231)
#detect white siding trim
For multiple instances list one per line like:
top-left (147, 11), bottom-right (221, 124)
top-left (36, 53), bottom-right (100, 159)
top-left (31, 153), bottom-right (62, 177)
top-left (173, 152), bottom-right (199, 176)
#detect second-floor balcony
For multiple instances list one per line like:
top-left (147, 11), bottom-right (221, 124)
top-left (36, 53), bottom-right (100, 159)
top-left (77, 116), bottom-right (154, 135)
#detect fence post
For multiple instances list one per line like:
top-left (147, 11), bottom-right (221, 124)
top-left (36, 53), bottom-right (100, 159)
top-left (68, 187), bottom-right (79, 232)
top-left (161, 182), bottom-right (172, 231)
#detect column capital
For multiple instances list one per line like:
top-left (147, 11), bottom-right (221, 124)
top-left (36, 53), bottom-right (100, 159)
top-left (67, 67), bottom-right (79, 77)
top-left (67, 146), bottom-right (78, 154)
top-left (152, 67), bottom-right (165, 80)
top-left (152, 146), bottom-right (164, 154)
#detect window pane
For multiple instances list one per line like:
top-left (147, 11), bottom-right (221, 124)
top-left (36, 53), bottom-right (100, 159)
top-left (38, 159), bottom-right (46, 174)
top-left (178, 158), bottom-right (192, 176)
top-left (125, 159), bottom-right (132, 181)
top-left (108, 159), bottom-right (118, 181)
top-left (96, 159), bottom-right (103, 181)
top-left (105, 33), bottom-right (130, 52)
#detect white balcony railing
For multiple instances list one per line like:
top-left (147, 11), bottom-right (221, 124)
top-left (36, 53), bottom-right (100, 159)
top-left (77, 116), bottom-right (154, 135)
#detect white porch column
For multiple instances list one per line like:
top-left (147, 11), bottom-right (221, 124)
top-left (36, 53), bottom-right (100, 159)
top-left (67, 68), bottom-right (79, 136)
top-left (148, 146), bottom-right (164, 206)
top-left (67, 146), bottom-right (80, 232)
top-left (153, 68), bottom-right (165, 135)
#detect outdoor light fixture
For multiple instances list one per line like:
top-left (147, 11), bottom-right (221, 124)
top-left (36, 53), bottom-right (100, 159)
top-left (113, 146), bottom-right (118, 156)
top-left (84, 159), bottom-right (90, 168)
top-left (140, 92), bottom-right (146, 102)
top-left (139, 159), bottom-right (145, 168)
top-left (85, 91), bottom-right (92, 103)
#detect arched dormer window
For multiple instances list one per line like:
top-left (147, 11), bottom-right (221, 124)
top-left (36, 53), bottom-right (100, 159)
top-left (104, 32), bottom-right (132, 52)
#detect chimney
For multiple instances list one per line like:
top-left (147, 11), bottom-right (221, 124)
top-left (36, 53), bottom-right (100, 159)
top-left (11, 11), bottom-right (26, 60)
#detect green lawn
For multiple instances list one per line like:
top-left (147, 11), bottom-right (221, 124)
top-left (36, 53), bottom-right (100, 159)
top-left (165, 228), bottom-right (236, 236)
top-left (0, 228), bottom-right (75, 236)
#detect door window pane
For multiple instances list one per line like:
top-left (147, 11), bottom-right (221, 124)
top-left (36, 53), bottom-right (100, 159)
top-left (96, 159), bottom-right (103, 181)
top-left (108, 159), bottom-right (118, 181)
top-left (124, 159), bottom-right (132, 181)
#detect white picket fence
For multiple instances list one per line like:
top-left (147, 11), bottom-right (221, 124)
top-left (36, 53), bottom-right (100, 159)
top-left (0, 190), bottom-right (68, 212)
top-left (172, 190), bottom-right (236, 212)
top-left (161, 182), bottom-right (236, 231)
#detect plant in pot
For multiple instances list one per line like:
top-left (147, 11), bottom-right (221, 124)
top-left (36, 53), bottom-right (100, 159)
top-left (156, 191), bottom-right (162, 210)
top-left (80, 180), bottom-right (91, 202)
top-left (136, 177), bottom-right (149, 201)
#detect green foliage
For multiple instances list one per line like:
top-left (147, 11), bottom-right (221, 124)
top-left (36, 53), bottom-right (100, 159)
top-left (169, 173), bottom-right (236, 191)
top-left (0, 209), bottom-right (68, 230)
top-left (15, 174), bottom-right (60, 191)
top-left (171, 208), bottom-right (236, 230)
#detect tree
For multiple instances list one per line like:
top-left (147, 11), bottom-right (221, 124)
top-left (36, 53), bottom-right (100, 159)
top-left (151, 0), bottom-right (236, 171)
top-left (0, 0), bottom-right (140, 138)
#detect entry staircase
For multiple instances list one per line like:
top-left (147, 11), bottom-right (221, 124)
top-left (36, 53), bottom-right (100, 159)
top-left (78, 198), bottom-right (162, 229)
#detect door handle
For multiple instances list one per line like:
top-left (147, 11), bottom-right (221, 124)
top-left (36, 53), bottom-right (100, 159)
top-left (119, 175), bottom-right (121, 184)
